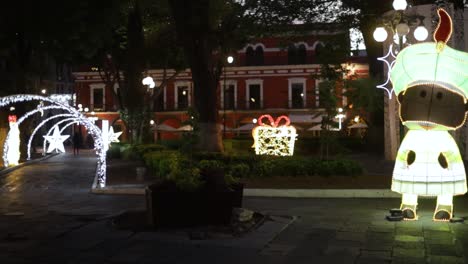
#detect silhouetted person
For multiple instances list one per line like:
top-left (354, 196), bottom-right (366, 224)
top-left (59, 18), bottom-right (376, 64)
top-left (73, 132), bottom-right (82, 155)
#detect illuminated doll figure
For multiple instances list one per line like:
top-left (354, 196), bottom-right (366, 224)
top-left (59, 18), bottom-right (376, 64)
top-left (6, 115), bottom-right (20, 166)
top-left (390, 9), bottom-right (468, 221)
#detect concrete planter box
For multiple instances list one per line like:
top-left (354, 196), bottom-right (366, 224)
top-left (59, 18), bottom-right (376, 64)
top-left (146, 183), bottom-right (244, 228)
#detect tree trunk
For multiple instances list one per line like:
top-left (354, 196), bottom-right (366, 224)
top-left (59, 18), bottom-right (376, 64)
top-left (168, 0), bottom-right (223, 152)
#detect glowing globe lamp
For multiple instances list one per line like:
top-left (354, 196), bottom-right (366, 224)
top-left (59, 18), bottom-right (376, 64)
top-left (414, 26), bottom-right (429, 41)
top-left (393, 0), bottom-right (407, 11)
top-left (373, 27), bottom-right (388, 42)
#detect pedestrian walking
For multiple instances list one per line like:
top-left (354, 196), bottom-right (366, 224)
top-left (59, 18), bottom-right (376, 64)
top-left (73, 132), bottom-right (82, 156)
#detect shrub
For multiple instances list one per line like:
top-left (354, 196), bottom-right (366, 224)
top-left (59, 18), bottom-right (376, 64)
top-left (229, 163), bottom-right (250, 179)
top-left (121, 145), bottom-right (141, 160)
top-left (134, 144), bottom-right (166, 155)
top-left (166, 152), bottom-right (203, 191)
top-left (198, 159), bottom-right (225, 171)
top-left (143, 150), bottom-right (178, 178)
top-left (107, 144), bottom-right (121, 159)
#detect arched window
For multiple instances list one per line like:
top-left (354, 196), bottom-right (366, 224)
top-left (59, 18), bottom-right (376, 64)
top-left (314, 43), bottom-right (325, 63)
top-left (246, 46), bottom-right (255, 66)
top-left (287, 44), bottom-right (297, 65)
top-left (297, 44), bottom-right (307, 64)
top-left (254, 46), bottom-right (264, 66)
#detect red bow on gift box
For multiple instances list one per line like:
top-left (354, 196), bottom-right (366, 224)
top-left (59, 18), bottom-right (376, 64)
top-left (257, 114), bottom-right (290, 127)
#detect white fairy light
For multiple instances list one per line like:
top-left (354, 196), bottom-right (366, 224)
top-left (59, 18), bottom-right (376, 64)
top-left (43, 126), bottom-right (70, 153)
top-left (376, 44), bottom-right (397, 98)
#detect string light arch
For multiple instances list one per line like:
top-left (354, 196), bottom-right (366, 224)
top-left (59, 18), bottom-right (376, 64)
top-left (0, 95), bottom-right (107, 188)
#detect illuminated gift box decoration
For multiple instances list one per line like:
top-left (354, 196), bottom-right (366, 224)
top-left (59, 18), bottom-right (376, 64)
top-left (252, 115), bottom-right (297, 156)
top-left (389, 9), bottom-right (468, 221)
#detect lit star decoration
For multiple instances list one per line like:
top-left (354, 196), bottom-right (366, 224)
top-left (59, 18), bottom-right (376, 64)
top-left (108, 127), bottom-right (122, 144)
top-left (252, 115), bottom-right (297, 156)
top-left (102, 120), bottom-right (122, 151)
top-left (377, 44), bottom-right (397, 98)
top-left (43, 126), bottom-right (70, 153)
top-left (42, 117), bottom-right (81, 155)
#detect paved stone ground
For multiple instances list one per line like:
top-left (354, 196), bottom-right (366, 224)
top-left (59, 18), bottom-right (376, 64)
top-left (1, 151), bottom-right (468, 263)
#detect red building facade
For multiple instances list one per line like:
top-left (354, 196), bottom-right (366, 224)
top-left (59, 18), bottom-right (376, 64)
top-left (73, 33), bottom-right (368, 141)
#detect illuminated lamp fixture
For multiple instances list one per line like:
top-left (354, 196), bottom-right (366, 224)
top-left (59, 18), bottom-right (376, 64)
top-left (413, 26), bottom-right (429, 41)
top-left (373, 27), bottom-right (388, 42)
top-left (392, 0), bottom-right (407, 11)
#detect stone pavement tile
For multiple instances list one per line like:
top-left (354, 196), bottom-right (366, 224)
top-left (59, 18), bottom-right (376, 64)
top-left (393, 247), bottom-right (426, 259)
top-left (69, 238), bottom-right (134, 264)
top-left (131, 231), bottom-right (187, 244)
top-left (391, 256), bottom-right (427, 264)
top-left (424, 234), bottom-right (455, 245)
top-left (369, 225), bottom-right (395, 233)
top-left (285, 237), bottom-right (330, 257)
top-left (108, 242), bottom-right (155, 263)
top-left (395, 235), bottom-right (425, 243)
top-left (395, 227), bottom-right (424, 236)
top-left (23, 241), bottom-right (81, 262)
top-left (393, 241), bottom-right (425, 250)
top-left (324, 239), bottom-right (361, 256)
top-left (356, 257), bottom-right (391, 264)
top-left (260, 243), bottom-right (296, 256)
top-left (426, 255), bottom-right (464, 264)
top-left (424, 223), bottom-right (450, 232)
top-left (363, 240), bottom-right (393, 251)
top-left (371, 220), bottom-right (396, 227)
top-left (284, 254), bottom-right (358, 264)
top-left (426, 243), bottom-right (460, 257)
top-left (362, 232), bottom-right (394, 251)
top-left (339, 224), bottom-right (369, 232)
top-left (359, 249), bottom-right (392, 261)
top-left (367, 231), bottom-right (394, 243)
top-left (335, 231), bottom-right (366, 242)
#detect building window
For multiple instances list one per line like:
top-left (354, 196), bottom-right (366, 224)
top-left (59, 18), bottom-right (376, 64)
top-left (245, 44), bottom-right (264, 66)
top-left (154, 84), bottom-right (166, 111)
top-left (175, 82), bottom-right (191, 110)
top-left (288, 43), bottom-right (307, 65)
top-left (314, 42), bottom-right (326, 63)
top-left (90, 83), bottom-right (105, 111)
top-left (287, 44), bottom-right (297, 65)
top-left (246, 79), bottom-right (263, 109)
top-left (246, 46), bottom-right (255, 66)
top-left (221, 80), bottom-right (237, 110)
top-left (297, 44), bottom-right (307, 64)
top-left (288, 78), bottom-right (306, 108)
top-left (254, 46), bottom-right (264, 65)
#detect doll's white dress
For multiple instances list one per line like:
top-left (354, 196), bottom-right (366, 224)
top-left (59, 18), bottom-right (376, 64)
top-left (392, 130), bottom-right (467, 196)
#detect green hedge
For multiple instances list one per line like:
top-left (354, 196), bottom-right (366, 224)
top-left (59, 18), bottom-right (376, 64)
top-left (143, 150), bottom-right (363, 178)
top-left (112, 143), bottom-right (363, 178)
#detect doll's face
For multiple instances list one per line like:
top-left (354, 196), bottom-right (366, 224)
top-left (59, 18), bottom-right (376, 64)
top-left (397, 84), bottom-right (468, 130)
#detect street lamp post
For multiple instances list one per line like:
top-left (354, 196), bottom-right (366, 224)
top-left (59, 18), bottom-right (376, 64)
top-left (372, 0), bottom-right (428, 160)
top-left (223, 56), bottom-right (234, 139)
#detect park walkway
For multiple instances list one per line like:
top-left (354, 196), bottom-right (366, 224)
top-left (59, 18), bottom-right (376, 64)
top-left (1, 151), bottom-right (468, 263)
